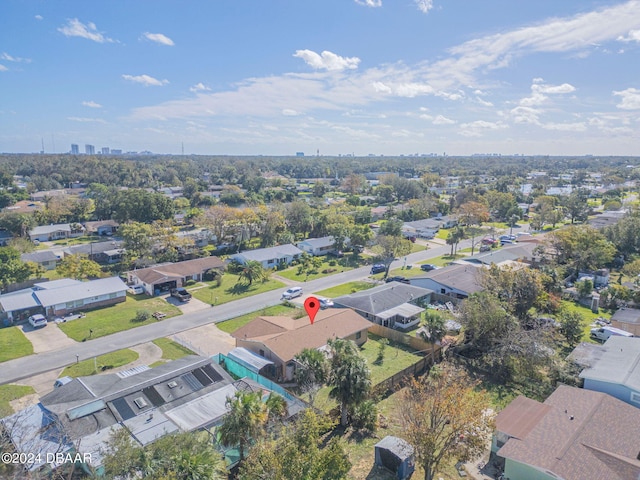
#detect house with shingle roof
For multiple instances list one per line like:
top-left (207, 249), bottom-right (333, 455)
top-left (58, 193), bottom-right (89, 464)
top-left (409, 264), bottom-right (482, 300)
top-left (297, 236), bottom-right (339, 256)
top-left (232, 308), bottom-right (371, 381)
top-left (231, 244), bottom-right (303, 269)
top-left (29, 223), bottom-right (85, 242)
top-left (126, 256), bottom-right (225, 295)
top-left (21, 250), bottom-right (59, 270)
top-left (493, 384), bottom-right (640, 480)
top-left (333, 282), bottom-right (432, 330)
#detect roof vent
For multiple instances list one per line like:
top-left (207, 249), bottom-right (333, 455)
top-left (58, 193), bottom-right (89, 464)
top-left (133, 397), bottom-right (148, 409)
top-left (167, 381), bottom-right (178, 389)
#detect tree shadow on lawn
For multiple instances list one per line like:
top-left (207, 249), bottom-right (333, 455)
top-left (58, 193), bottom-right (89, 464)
top-left (225, 282), bottom-right (252, 296)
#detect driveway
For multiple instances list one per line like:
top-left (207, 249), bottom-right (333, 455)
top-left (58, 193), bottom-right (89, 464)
top-left (171, 324), bottom-right (235, 356)
top-left (165, 295), bottom-right (212, 314)
top-left (21, 322), bottom-right (77, 354)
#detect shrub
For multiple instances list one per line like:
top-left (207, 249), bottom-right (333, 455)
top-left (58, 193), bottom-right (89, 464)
top-left (328, 260), bottom-right (337, 267)
top-left (351, 400), bottom-right (378, 432)
top-left (133, 309), bottom-right (151, 323)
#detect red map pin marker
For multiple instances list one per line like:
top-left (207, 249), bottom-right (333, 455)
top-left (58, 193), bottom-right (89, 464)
top-left (304, 296), bottom-right (321, 324)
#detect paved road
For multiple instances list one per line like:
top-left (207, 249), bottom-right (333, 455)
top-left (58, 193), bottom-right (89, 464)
top-left (0, 241), bottom-right (463, 385)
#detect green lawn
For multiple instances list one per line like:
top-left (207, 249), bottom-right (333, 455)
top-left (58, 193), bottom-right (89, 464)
top-left (61, 349), bottom-right (139, 377)
top-left (152, 338), bottom-right (196, 360)
top-left (188, 273), bottom-right (285, 306)
top-left (277, 255), bottom-right (365, 282)
top-left (314, 281), bottom-right (375, 298)
top-left (0, 327), bottom-right (34, 363)
top-left (363, 334), bottom-right (424, 385)
top-left (0, 384), bottom-right (36, 417)
top-left (216, 304), bottom-right (302, 334)
top-left (58, 296), bottom-right (181, 341)
top-left (559, 300), bottom-right (611, 343)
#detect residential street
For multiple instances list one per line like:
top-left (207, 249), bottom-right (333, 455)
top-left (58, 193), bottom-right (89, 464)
top-left (0, 241), bottom-right (463, 385)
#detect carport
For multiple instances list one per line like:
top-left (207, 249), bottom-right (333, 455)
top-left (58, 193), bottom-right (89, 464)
top-left (0, 290), bottom-right (44, 324)
top-left (153, 280), bottom-right (177, 295)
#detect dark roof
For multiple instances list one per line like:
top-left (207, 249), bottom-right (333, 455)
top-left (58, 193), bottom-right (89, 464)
top-left (459, 243), bottom-right (537, 266)
top-left (497, 385), bottom-right (640, 480)
top-left (21, 250), bottom-right (59, 263)
top-left (334, 282), bottom-right (432, 315)
top-left (375, 435), bottom-right (414, 460)
top-left (128, 257), bottom-right (225, 284)
top-left (410, 264), bottom-right (483, 295)
top-left (611, 307), bottom-right (640, 325)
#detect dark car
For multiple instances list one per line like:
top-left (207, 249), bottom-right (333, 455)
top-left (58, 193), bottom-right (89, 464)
top-left (385, 276), bottom-right (410, 284)
top-left (420, 264), bottom-right (438, 272)
top-left (170, 287), bottom-right (192, 302)
top-left (371, 264), bottom-right (386, 274)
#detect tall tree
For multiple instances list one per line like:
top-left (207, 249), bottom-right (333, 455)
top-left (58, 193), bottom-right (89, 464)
top-left (218, 390), bottom-right (268, 461)
top-left (0, 246), bottom-right (32, 289)
top-left (294, 348), bottom-right (330, 405)
top-left (237, 260), bottom-right (268, 286)
top-left (327, 338), bottom-right (371, 427)
top-left (374, 235), bottom-right (412, 278)
top-left (56, 255), bottom-right (102, 280)
top-left (399, 364), bottom-right (493, 480)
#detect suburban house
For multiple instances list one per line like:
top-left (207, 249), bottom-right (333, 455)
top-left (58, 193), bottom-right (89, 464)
top-left (402, 215), bottom-right (458, 239)
top-left (231, 308), bottom-right (371, 381)
top-left (83, 220), bottom-right (119, 236)
top-left (64, 240), bottom-right (125, 265)
top-left (297, 236), bottom-right (343, 256)
top-left (1, 356), bottom-right (298, 473)
top-left (29, 223), bottom-right (85, 243)
top-left (456, 243), bottom-right (538, 268)
top-left (493, 384), bottom-right (640, 480)
top-left (610, 308), bottom-right (640, 335)
top-left (333, 282), bottom-right (432, 330)
top-left (576, 336), bottom-right (640, 407)
top-left (410, 264), bottom-right (483, 300)
top-left (231, 244), bottom-right (303, 270)
top-left (577, 268), bottom-right (610, 288)
top-left (0, 277), bottom-right (127, 322)
top-left (20, 250), bottom-right (59, 270)
top-left (126, 256), bottom-right (225, 295)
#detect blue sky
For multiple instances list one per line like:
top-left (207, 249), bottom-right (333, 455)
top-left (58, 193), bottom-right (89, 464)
top-left (2, 0), bottom-right (640, 156)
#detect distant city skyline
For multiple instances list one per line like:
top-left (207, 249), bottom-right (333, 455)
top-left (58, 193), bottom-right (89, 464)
top-left (1, 1), bottom-right (640, 156)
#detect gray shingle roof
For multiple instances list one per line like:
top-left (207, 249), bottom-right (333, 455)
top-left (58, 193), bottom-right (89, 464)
top-left (21, 250), bottom-right (59, 263)
top-left (410, 264), bottom-right (483, 295)
top-left (234, 244), bottom-right (303, 263)
top-left (30, 223), bottom-right (71, 235)
top-left (334, 282), bottom-right (432, 315)
top-left (578, 336), bottom-right (640, 391)
top-left (34, 277), bottom-right (127, 307)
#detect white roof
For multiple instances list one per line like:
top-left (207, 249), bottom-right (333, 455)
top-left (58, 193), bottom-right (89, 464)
top-left (579, 336), bottom-right (640, 391)
top-left (164, 383), bottom-right (238, 431)
top-left (377, 303), bottom-right (424, 320)
top-left (228, 347), bottom-right (274, 373)
top-left (30, 223), bottom-right (71, 235)
top-left (34, 277), bottom-right (127, 307)
top-left (0, 290), bottom-right (40, 312)
top-left (234, 244), bottom-right (303, 262)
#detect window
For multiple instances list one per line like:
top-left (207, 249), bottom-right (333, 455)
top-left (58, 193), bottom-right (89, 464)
top-left (259, 349), bottom-right (265, 357)
top-left (440, 288), bottom-right (446, 294)
top-left (356, 331), bottom-right (362, 340)
top-left (109, 293), bottom-right (117, 299)
top-left (631, 392), bottom-right (640, 405)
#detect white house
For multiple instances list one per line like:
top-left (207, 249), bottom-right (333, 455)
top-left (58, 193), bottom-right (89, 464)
top-left (297, 236), bottom-right (343, 256)
top-left (29, 223), bottom-right (84, 243)
top-left (231, 244), bottom-right (303, 269)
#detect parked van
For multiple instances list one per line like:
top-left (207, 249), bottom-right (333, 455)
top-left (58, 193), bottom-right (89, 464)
top-left (590, 326), bottom-right (634, 342)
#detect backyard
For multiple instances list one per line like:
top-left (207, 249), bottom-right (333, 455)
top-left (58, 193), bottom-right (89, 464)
top-left (0, 327), bottom-right (34, 363)
top-left (57, 295), bottom-right (181, 341)
top-left (187, 273), bottom-right (285, 306)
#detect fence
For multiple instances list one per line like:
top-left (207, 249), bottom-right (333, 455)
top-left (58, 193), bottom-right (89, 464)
top-left (171, 334), bottom-right (208, 357)
top-left (368, 323), bottom-right (433, 353)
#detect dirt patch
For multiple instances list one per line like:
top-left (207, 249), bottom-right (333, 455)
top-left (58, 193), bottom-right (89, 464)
top-left (9, 393), bottom-right (40, 412)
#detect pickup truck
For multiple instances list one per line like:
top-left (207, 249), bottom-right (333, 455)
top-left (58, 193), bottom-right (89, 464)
top-left (170, 288), bottom-right (192, 302)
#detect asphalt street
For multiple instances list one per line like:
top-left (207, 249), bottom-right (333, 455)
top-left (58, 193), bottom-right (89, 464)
top-left (0, 240), bottom-right (463, 385)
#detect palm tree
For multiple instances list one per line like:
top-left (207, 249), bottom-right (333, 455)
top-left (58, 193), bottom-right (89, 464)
top-left (421, 310), bottom-right (447, 364)
top-left (236, 260), bottom-right (266, 286)
top-left (218, 391), bottom-right (268, 461)
top-left (294, 348), bottom-right (329, 405)
top-left (327, 338), bottom-right (371, 427)
top-left (265, 393), bottom-right (288, 423)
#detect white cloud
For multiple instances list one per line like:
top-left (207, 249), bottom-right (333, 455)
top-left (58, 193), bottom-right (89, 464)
top-left (395, 83), bottom-right (434, 97)
top-left (190, 82), bottom-right (211, 93)
top-left (433, 115), bottom-right (455, 125)
top-left (67, 117), bottom-right (107, 123)
top-left (1, 52), bottom-right (31, 63)
top-left (82, 100), bottom-right (102, 108)
top-left (355, 0), bottom-right (382, 7)
top-left (0, 64), bottom-right (7, 72)
top-left (476, 97), bottom-right (494, 107)
top-left (536, 83), bottom-right (576, 94)
top-left (294, 49), bottom-right (360, 71)
top-left (282, 109), bottom-right (299, 116)
top-left (541, 122), bottom-right (586, 132)
top-left (415, 0), bottom-right (434, 14)
top-left (459, 120), bottom-right (508, 136)
top-left (373, 82), bottom-right (392, 94)
top-left (618, 29), bottom-right (640, 42)
top-left (614, 88), bottom-right (640, 109)
top-left (518, 79), bottom-right (576, 107)
top-left (510, 105), bottom-right (542, 124)
top-left (58, 18), bottom-right (115, 43)
top-left (122, 74), bottom-right (169, 87)
top-left (142, 32), bottom-right (175, 46)
top-left (35, 15), bottom-right (43, 20)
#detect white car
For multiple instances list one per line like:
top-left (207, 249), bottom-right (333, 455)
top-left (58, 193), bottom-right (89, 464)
top-left (281, 287), bottom-right (303, 300)
top-left (28, 314), bottom-right (47, 328)
top-left (128, 285), bottom-right (145, 295)
top-left (318, 297), bottom-right (334, 309)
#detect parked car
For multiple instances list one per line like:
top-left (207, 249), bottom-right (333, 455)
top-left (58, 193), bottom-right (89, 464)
top-left (328, 250), bottom-right (345, 258)
top-left (28, 314), bottom-right (47, 328)
top-left (479, 245), bottom-right (491, 252)
top-left (170, 287), bottom-right (192, 302)
top-left (281, 286), bottom-right (303, 300)
top-left (386, 276), bottom-right (410, 284)
top-left (318, 297), bottom-right (334, 309)
top-left (481, 238), bottom-right (497, 245)
top-left (54, 376), bottom-right (73, 388)
top-left (128, 285), bottom-right (144, 295)
top-left (371, 264), bottom-right (386, 274)
top-left (420, 264), bottom-right (438, 272)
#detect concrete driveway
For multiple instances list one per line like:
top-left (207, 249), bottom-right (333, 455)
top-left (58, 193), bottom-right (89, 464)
top-left (21, 322), bottom-right (77, 354)
top-left (164, 295), bottom-right (212, 314)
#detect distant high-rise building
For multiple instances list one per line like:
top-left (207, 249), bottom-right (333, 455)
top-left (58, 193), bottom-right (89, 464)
top-left (71, 144), bottom-right (79, 155)
top-left (101, 147), bottom-right (110, 155)
top-left (85, 144), bottom-right (95, 155)
top-left (111, 149), bottom-right (122, 155)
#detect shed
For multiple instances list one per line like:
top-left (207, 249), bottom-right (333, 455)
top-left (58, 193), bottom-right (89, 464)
top-left (374, 436), bottom-right (415, 480)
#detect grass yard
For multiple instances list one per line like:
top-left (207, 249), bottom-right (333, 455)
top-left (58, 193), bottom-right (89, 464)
top-left (153, 338), bottom-right (196, 360)
top-left (362, 334), bottom-right (424, 385)
top-left (61, 349), bottom-right (139, 377)
top-left (315, 281), bottom-right (375, 298)
top-left (216, 304), bottom-right (302, 334)
top-left (0, 327), bottom-right (34, 363)
top-left (188, 273), bottom-right (284, 306)
top-left (58, 296), bottom-right (181, 341)
top-left (559, 300), bottom-right (611, 343)
top-left (277, 255), bottom-right (364, 282)
top-left (0, 384), bottom-right (36, 417)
